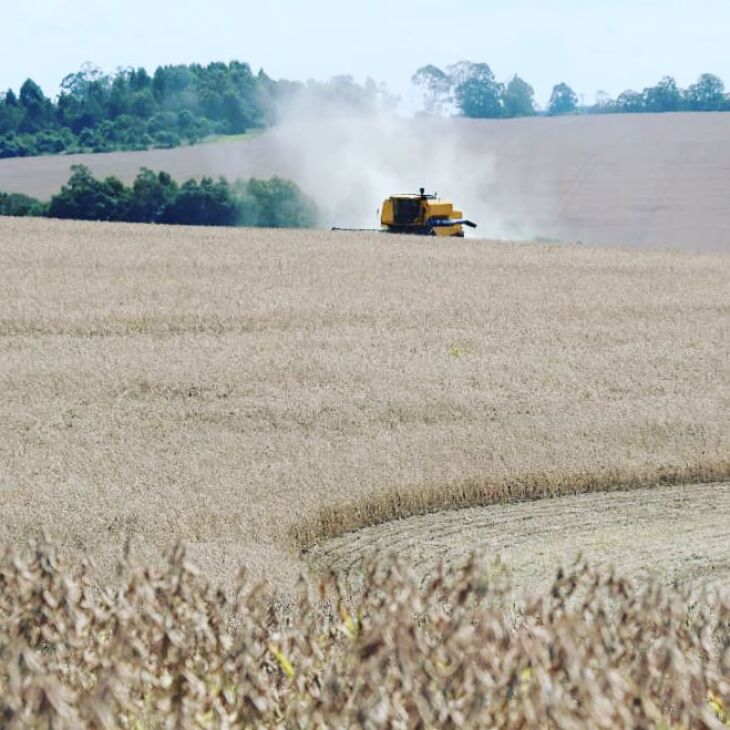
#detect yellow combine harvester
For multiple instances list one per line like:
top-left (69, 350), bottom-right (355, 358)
top-left (380, 188), bottom-right (477, 237)
top-left (332, 188), bottom-right (477, 237)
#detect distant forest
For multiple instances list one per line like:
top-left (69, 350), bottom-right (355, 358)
top-left (1, 59), bottom-right (729, 160)
top-left (412, 62), bottom-right (730, 119)
top-left (0, 62), bottom-right (393, 159)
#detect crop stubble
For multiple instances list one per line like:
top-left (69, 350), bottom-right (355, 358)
top-left (311, 482), bottom-right (730, 593)
top-left (0, 217), bottom-right (729, 589)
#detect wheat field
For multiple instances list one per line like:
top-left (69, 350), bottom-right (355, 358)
top-left (1, 216), bottom-right (729, 591)
top-left (2, 215), bottom-right (730, 726)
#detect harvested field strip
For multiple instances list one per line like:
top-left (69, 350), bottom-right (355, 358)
top-left (309, 481), bottom-right (730, 594)
top-left (293, 460), bottom-right (730, 549)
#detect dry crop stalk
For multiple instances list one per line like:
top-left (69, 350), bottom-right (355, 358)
top-left (0, 539), bottom-right (728, 728)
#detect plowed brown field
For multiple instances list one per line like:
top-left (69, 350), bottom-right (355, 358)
top-left (3, 114), bottom-right (730, 251)
top-left (1, 217), bottom-right (729, 589)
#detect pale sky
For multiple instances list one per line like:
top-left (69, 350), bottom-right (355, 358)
top-left (3, 0), bottom-right (730, 111)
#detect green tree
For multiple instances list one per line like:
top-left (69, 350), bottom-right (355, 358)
top-left (129, 67), bottom-right (152, 92)
top-left (0, 133), bottom-right (39, 158)
top-left (446, 61), bottom-right (475, 91)
top-left (108, 73), bottom-right (132, 117)
top-left (3, 164), bottom-right (318, 228)
top-left (128, 168), bottom-right (178, 222)
top-left (685, 73), bottom-right (726, 111)
top-left (160, 177), bottom-right (238, 226)
top-left (18, 79), bottom-right (54, 133)
top-left (48, 165), bottom-right (130, 221)
top-left (57, 65), bottom-right (112, 132)
top-left (503, 75), bottom-right (536, 118)
top-left (106, 115), bottom-right (148, 148)
top-left (411, 65), bottom-right (452, 116)
top-left (130, 90), bottom-right (156, 119)
top-left (592, 91), bottom-right (616, 113)
top-left (242, 177), bottom-right (318, 228)
top-left (0, 90), bottom-right (23, 134)
top-left (153, 64), bottom-right (197, 107)
top-left (32, 130), bottom-right (69, 154)
top-left (453, 63), bottom-right (504, 118)
top-left (177, 110), bottom-right (211, 142)
top-left (0, 59), bottom-right (397, 158)
top-left (643, 76), bottom-right (682, 112)
top-left (147, 111), bottom-right (179, 135)
top-left (615, 90), bottom-right (645, 113)
top-left (547, 82), bottom-right (578, 116)
top-left (0, 191), bottom-right (46, 216)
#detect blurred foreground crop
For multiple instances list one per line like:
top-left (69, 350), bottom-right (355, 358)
top-left (0, 540), bottom-right (728, 728)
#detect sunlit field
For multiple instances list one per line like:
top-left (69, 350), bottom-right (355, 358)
top-left (1, 216), bottom-right (729, 589)
top-left (2, 216), bottom-right (730, 726)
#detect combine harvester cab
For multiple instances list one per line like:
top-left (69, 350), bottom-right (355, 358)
top-left (380, 188), bottom-right (477, 237)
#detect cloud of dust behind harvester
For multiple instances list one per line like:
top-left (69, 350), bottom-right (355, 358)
top-left (261, 103), bottom-right (536, 239)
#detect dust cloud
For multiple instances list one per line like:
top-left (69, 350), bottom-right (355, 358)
top-left (262, 106), bottom-right (535, 239)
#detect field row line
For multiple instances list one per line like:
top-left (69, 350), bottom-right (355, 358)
top-left (292, 459), bottom-right (730, 551)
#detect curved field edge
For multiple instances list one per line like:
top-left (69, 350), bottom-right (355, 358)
top-left (308, 482), bottom-right (730, 599)
top-left (292, 460), bottom-right (730, 550)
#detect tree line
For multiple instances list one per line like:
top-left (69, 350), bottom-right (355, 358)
top-left (2, 58), bottom-right (728, 158)
top-left (0, 63), bottom-right (392, 159)
top-left (0, 165), bottom-right (318, 228)
top-left (412, 62), bottom-right (730, 118)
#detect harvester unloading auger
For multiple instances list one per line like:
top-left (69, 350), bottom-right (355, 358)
top-left (333, 188), bottom-right (477, 237)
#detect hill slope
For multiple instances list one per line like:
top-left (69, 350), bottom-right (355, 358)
top-left (2, 113), bottom-right (730, 250)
